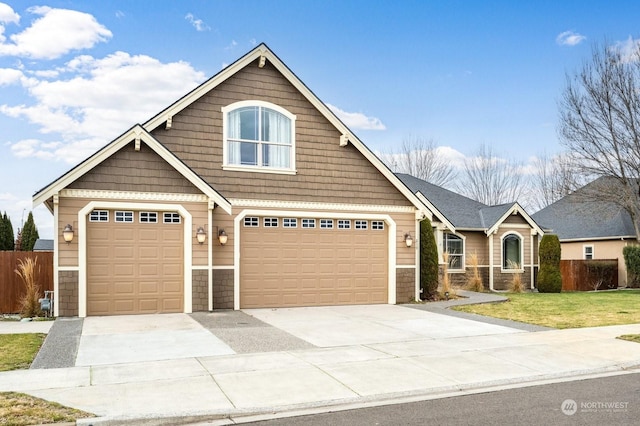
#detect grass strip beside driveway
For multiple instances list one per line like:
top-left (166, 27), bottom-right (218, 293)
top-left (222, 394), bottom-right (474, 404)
top-left (453, 290), bottom-right (640, 328)
top-left (0, 392), bottom-right (94, 425)
top-left (0, 333), bottom-right (46, 371)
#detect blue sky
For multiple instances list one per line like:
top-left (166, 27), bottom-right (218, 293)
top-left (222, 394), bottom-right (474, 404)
top-left (1, 0), bottom-right (639, 238)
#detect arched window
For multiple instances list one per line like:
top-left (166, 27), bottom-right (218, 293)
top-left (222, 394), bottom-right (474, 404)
top-left (502, 233), bottom-right (522, 270)
top-left (444, 233), bottom-right (464, 270)
top-left (222, 101), bottom-right (296, 172)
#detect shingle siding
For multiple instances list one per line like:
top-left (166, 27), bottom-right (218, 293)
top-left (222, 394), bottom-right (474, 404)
top-left (68, 142), bottom-right (201, 194)
top-left (151, 60), bottom-right (412, 207)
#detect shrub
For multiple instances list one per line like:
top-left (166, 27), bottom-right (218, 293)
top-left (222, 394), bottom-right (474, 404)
top-left (584, 260), bottom-right (618, 290)
top-left (623, 245), bottom-right (640, 288)
top-left (15, 257), bottom-right (42, 318)
top-left (420, 217), bottom-right (439, 300)
top-left (466, 252), bottom-right (484, 292)
top-left (537, 234), bottom-right (562, 293)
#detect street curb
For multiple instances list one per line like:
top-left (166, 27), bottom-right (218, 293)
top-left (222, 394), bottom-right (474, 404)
top-left (78, 363), bottom-right (640, 426)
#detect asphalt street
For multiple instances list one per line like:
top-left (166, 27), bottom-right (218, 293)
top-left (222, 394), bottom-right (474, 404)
top-left (241, 371), bottom-right (640, 426)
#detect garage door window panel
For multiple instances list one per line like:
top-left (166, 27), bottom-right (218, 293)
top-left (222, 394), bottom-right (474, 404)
top-left (90, 210), bottom-right (109, 222)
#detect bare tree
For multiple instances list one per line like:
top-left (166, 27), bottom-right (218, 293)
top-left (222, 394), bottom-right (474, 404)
top-left (558, 40), bottom-right (640, 239)
top-left (529, 151), bottom-right (583, 211)
top-left (457, 144), bottom-right (526, 206)
top-left (382, 136), bottom-right (457, 188)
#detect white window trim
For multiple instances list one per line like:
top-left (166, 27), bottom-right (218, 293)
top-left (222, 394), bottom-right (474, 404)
top-left (115, 210), bottom-right (134, 223)
top-left (500, 231), bottom-right (524, 272)
top-left (444, 232), bottom-right (466, 272)
top-left (139, 211), bottom-right (158, 223)
top-left (283, 218), bottom-right (298, 228)
top-left (338, 219), bottom-right (351, 229)
top-left (583, 244), bottom-right (594, 260)
top-left (264, 217), bottom-right (279, 227)
top-left (89, 210), bottom-right (109, 222)
top-left (163, 212), bottom-right (181, 224)
top-left (222, 100), bottom-right (297, 175)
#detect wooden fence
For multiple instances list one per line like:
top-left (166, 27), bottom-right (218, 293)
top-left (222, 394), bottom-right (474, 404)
top-left (0, 251), bottom-right (53, 314)
top-left (560, 259), bottom-right (618, 291)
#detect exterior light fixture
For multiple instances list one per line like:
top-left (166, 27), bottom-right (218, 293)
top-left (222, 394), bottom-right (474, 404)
top-left (404, 233), bottom-right (413, 247)
top-left (196, 226), bottom-right (206, 244)
top-left (445, 291), bottom-right (450, 301)
top-left (218, 229), bottom-right (228, 246)
top-left (62, 224), bottom-right (74, 243)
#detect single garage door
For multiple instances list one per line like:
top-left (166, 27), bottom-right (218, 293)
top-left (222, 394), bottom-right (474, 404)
top-left (87, 210), bottom-right (183, 316)
top-left (240, 216), bottom-right (388, 308)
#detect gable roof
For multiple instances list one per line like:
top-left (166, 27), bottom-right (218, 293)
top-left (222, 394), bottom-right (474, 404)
top-left (532, 177), bottom-right (636, 241)
top-left (142, 43), bottom-right (428, 216)
top-left (397, 173), bottom-right (543, 235)
top-left (33, 125), bottom-right (232, 213)
top-left (33, 44), bottom-right (427, 217)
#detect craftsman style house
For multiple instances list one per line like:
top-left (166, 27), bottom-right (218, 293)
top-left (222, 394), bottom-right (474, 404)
top-left (33, 44), bottom-right (430, 317)
top-left (398, 174), bottom-right (544, 290)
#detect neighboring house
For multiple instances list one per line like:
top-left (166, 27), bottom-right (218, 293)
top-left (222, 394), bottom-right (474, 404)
top-left (33, 239), bottom-right (54, 251)
top-left (532, 177), bottom-right (637, 287)
top-left (397, 174), bottom-right (544, 291)
top-left (33, 44), bottom-right (429, 317)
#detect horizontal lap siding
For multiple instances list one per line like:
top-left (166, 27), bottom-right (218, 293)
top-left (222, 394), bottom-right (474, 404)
top-left (464, 232), bottom-right (489, 265)
top-left (151, 60), bottom-right (412, 207)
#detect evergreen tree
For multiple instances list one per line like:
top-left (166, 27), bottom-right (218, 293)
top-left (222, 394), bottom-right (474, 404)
top-left (420, 217), bottom-right (439, 300)
top-left (20, 211), bottom-right (39, 251)
top-left (0, 212), bottom-right (14, 250)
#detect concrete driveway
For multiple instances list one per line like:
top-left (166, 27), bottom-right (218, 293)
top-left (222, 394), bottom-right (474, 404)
top-left (68, 304), bottom-right (523, 367)
top-left (245, 304), bottom-right (524, 347)
top-left (76, 313), bottom-right (235, 366)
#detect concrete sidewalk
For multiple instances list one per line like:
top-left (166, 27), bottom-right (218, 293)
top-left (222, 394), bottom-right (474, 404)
top-left (0, 310), bottom-right (639, 424)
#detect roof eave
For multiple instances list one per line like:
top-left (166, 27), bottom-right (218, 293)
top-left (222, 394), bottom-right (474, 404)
top-left (32, 125), bottom-right (232, 214)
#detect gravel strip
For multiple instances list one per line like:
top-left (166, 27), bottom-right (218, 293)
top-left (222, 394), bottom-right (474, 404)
top-left (190, 311), bottom-right (315, 353)
top-left (31, 317), bottom-right (83, 369)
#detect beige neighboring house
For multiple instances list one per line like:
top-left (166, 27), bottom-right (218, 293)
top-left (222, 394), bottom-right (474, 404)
top-left (33, 44), bottom-right (430, 317)
top-left (397, 174), bottom-right (544, 291)
top-left (532, 177), bottom-right (637, 287)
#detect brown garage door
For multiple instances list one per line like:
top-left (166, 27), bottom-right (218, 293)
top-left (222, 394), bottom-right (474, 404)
top-left (240, 217), bottom-right (388, 308)
top-left (87, 211), bottom-right (183, 315)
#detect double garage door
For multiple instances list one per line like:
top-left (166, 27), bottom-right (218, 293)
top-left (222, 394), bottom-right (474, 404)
top-left (87, 210), bottom-right (183, 316)
top-left (240, 216), bottom-right (388, 308)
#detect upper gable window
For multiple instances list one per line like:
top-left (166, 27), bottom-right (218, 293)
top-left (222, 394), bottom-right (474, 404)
top-left (222, 101), bottom-right (296, 174)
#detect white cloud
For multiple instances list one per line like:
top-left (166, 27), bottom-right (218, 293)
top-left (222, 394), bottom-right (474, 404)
top-left (327, 103), bottom-right (386, 130)
top-left (185, 13), bottom-right (209, 32)
top-left (0, 191), bottom-right (17, 201)
top-left (0, 2), bottom-right (19, 25)
top-left (1, 51), bottom-right (205, 163)
top-left (0, 6), bottom-right (112, 59)
top-left (225, 40), bottom-right (238, 50)
top-left (556, 30), bottom-right (586, 46)
top-left (0, 67), bottom-right (22, 85)
top-left (612, 36), bottom-right (640, 63)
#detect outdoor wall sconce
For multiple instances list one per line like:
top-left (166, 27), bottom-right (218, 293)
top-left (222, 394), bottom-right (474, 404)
top-left (62, 224), bottom-right (74, 244)
top-left (404, 233), bottom-right (413, 248)
top-left (218, 229), bottom-right (228, 246)
top-left (196, 226), bottom-right (206, 244)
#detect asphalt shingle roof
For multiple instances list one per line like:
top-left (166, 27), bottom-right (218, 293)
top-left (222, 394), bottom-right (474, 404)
top-left (532, 177), bottom-right (636, 240)
top-left (397, 173), bottom-right (517, 229)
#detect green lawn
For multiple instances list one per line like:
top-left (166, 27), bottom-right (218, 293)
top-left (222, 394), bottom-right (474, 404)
top-left (0, 333), bottom-right (46, 371)
top-left (453, 290), bottom-right (640, 329)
